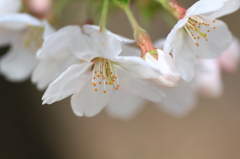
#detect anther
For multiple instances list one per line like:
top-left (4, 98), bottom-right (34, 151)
top-left (196, 43), bottom-right (199, 46)
top-left (94, 89), bottom-right (98, 91)
top-left (99, 82), bottom-right (102, 84)
top-left (103, 91), bottom-right (107, 93)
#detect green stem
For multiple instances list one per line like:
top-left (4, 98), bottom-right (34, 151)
top-left (123, 6), bottom-right (141, 32)
top-left (99, 0), bottom-right (109, 33)
top-left (156, 0), bottom-right (170, 11)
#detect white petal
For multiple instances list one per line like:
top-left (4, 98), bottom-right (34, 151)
top-left (196, 59), bottom-right (223, 98)
top-left (42, 63), bottom-right (93, 104)
top-left (106, 90), bottom-right (147, 120)
top-left (32, 48), bottom-right (79, 90)
top-left (70, 32), bottom-right (122, 61)
top-left (195, 18), bottom-right (232, 58)
top-left (0, 44), bottom-right (37, 82)
top-left (0, 13), bottom-right (42, 30)
top-left (114, 65), bottom-right (166, 102)
top-left (155, 80), bottom-right (198, 117)
top-left (145, 50), bottom-right (180, 87)
top-left (113, 56), bottom-right (160, 79)
top-left (218, 37), bottom-right (240, 73)
top-left (0, 0), bottom-right (22, 16)
top-left (0, 27), bottom-right (17, 46)
top-left (83, 24), bottom-right (135, 43)
top-left (41, 20), bottom-right (55, 41)
top-left (164, 18), bottom-right (188, 54)
top-left (186, 0), bottom-right (224, 17)
top-left (172, 29), bottom-right (196, 82)
top-left (71, 76), bottom-right (114, 117)
top-left (204, 0), bottom-right (240, 19)
top-left (37, 25), bottom-right (81, 59)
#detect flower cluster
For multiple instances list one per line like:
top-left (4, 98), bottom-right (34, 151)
top-left (0, 0), bottom-right (240, 120)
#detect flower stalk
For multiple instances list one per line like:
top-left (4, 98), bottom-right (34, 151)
top-left (121, 5), bottom-right (156, 57)
top-left (156, 0), bottom-right (186, 20)
top-left (99, 0), bottom-right (109, 33)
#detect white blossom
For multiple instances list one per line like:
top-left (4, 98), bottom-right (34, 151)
top-left (0, 13), bottom-right (54, 82)
top-left (164, 0), bottom-right (239, 81)
top-left (42, 25), bottom-right (165, 117)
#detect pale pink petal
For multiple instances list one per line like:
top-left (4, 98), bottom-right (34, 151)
top-left (0, 13), bottom-right (42, 30)
top-left (42, 63), bottom-right (93, 104)
top-left (164, 18), bottom-right (188, 55)
top-left (186, 0), bottom-right (224, 17)
top-left (203, 0), bottom-right (240, 19)
top-left (172, 29), bottom-right (195, 82)
top-left (196, 59), bottom-right (223, 98)
top-left (71, 76), bottom-right (114, 117)
top-left (113, 56), bottom-right (160, 79)
top-left (0, 0), bottom-right (22, 16)
top-left (37, 25), bottom-right (81, 59)
top-left (0, 44), bottom-right (37, 82)
top-left (155, 80), bottom-right (198, 117)
top-left (114, 65), bottom-right (166, 102)
top-left (106, 90), bottom-right (147, 120)
top-left (194, 17), bottom-right (232, 58)
top-left (70, 32), bottom-right (122, 62)
top-left (83, 25), bottom-right (134, 43)
top-left (32, 49), bottom-right (79, 90)
top-left (218, 37), bottom-right (240, 73)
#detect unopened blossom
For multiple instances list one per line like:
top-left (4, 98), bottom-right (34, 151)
top-left (32, 26), bottom-right (80, 90)
top-left (144, 38), bottom-right (180, 87)
top-left (218, 37), bottom-right (240, 73)
top-left (0, 13), bottom-right (54, 81)
top-left (42, 25), bottom-right (165, 117)
top-left (0, 0), bottom-right (22, 17)
top-left (164, 0), bottom-right (239, 81)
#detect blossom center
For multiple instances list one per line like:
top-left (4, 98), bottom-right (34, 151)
top-left (20, 23), bottom-right (44, 53)
top-left (91, 58), bottom-right (120, 93)
top-left (184, 16), bottom-right (216, 46)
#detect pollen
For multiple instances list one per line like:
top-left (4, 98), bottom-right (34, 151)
top-left (185, 16), bottom-right (217, 46)
top-left (91, 58), bottom-right (120, 93)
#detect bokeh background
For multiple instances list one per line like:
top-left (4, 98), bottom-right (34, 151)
top-left (1, 0), bottom-right (240, 158)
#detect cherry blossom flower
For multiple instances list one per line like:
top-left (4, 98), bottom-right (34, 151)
top-left (42, 26), bottom-right (165, 117)
top-left (0, 0), bottom-right (22, 17)
top-left (164, 0), bottom-right (240, 81)
top-left (0, 13), bottom-right (54, 81)
top-left (32, 26), bottom-right (80, 90)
